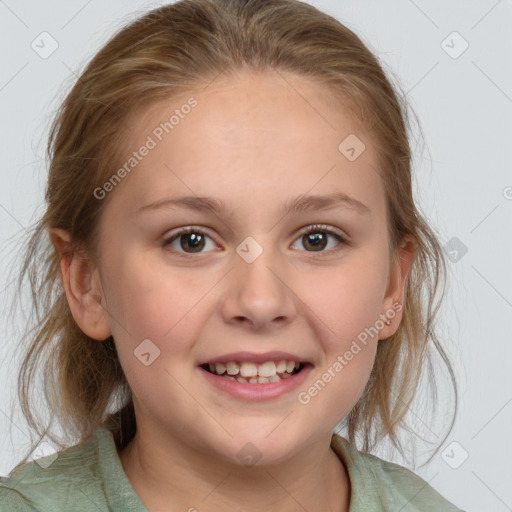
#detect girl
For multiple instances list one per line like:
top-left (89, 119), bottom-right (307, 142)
top-left (1, 0), bottom-right (462, 510)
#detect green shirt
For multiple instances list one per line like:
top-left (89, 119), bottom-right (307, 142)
top-left (0, 427), bottom-right (463, 511)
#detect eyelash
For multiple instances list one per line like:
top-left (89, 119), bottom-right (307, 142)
top-left (162, 224), bottom-right (348, 259)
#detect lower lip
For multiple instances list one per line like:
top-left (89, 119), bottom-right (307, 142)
top-left (199, 365), bottom-right (312, 401)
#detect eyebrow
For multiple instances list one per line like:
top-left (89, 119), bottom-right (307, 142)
top-left (136, 192), bottom-right (371, 216)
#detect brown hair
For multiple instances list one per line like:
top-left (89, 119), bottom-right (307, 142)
top-left (13, 0), bottom-right (456, 465)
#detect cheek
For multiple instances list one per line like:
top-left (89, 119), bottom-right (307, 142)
top-left (102, 249), bottom-right (196, 334)
top-left (296, 336), bottom-right (378, 433)
top-left (298, 254), bottom-right (388, 346)
top-left (100, 251), bottom-right (213, 376)
top-left (103, 256), bottom-right (205, 419)
top-left (292, 256), bottom-right (386, 418)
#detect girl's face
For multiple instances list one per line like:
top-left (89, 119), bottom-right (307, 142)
top-left (90, 70), bottom-right (412, 465)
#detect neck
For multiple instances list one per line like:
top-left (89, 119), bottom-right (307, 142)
top-left (118, 425), bottom-right (351, 512)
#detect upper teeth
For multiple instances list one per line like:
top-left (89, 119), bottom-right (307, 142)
top-left (209, 360), bottom-right (300, 377)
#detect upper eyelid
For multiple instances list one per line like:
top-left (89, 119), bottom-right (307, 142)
top-left (164, 224), bottom-right (346, 239)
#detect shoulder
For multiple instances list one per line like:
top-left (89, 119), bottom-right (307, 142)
top-left (0, 486), bottom-right (38, 511)
top-left (331, 434), bottom-right (464, 512)
top-left (0, 429), bottom-right (113, 512)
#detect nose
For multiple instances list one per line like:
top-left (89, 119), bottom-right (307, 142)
top-left (220, 243), bottom-right (297, 332)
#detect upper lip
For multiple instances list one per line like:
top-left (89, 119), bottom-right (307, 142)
top-left (199, 351), bottom-right (310, 366)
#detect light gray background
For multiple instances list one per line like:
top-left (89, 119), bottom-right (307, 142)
top-left (1, 1), bottom-right (511, 511)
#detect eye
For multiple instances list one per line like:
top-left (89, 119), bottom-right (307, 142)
top-left (163, 227), bottom-right (218, 256)
top-left (291, 224), bottom-right (346, 254)
top-left (163, 224), bottom-right (347, 257)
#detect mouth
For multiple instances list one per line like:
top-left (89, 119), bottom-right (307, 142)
top-left (200, 359), bottom-right (309, 385)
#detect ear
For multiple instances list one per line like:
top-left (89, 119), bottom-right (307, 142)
top-left (378, 236), bottom-right (416, 340)
top-left (49, 228), bottom-right (112, 341)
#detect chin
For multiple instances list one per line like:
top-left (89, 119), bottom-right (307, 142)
top-left (211, 426), bottom-right (305, 468)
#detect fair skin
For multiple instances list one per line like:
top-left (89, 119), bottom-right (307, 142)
top-left (51, 69), bottom-right (415, 512)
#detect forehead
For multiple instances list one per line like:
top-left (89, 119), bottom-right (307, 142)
top-left (111, 69), bottom-right (385, 218)
top-left (138, 69), bottom-right (367, 151)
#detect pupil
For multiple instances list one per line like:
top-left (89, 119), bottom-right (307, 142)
top-left (305, 232), bottom-right (326, 251)
top-left (181, 233), bottom-right (204, 252)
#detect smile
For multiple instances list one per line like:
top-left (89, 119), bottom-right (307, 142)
top-left (202, 359), bottom-right (304, 384)
top-left (199, 355), bottom-right (313, 400)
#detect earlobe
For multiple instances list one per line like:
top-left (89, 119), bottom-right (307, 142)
top-left (379, 237), bottom-right (416, 340)
top-left (49, 228), bottom-right (112, 341)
